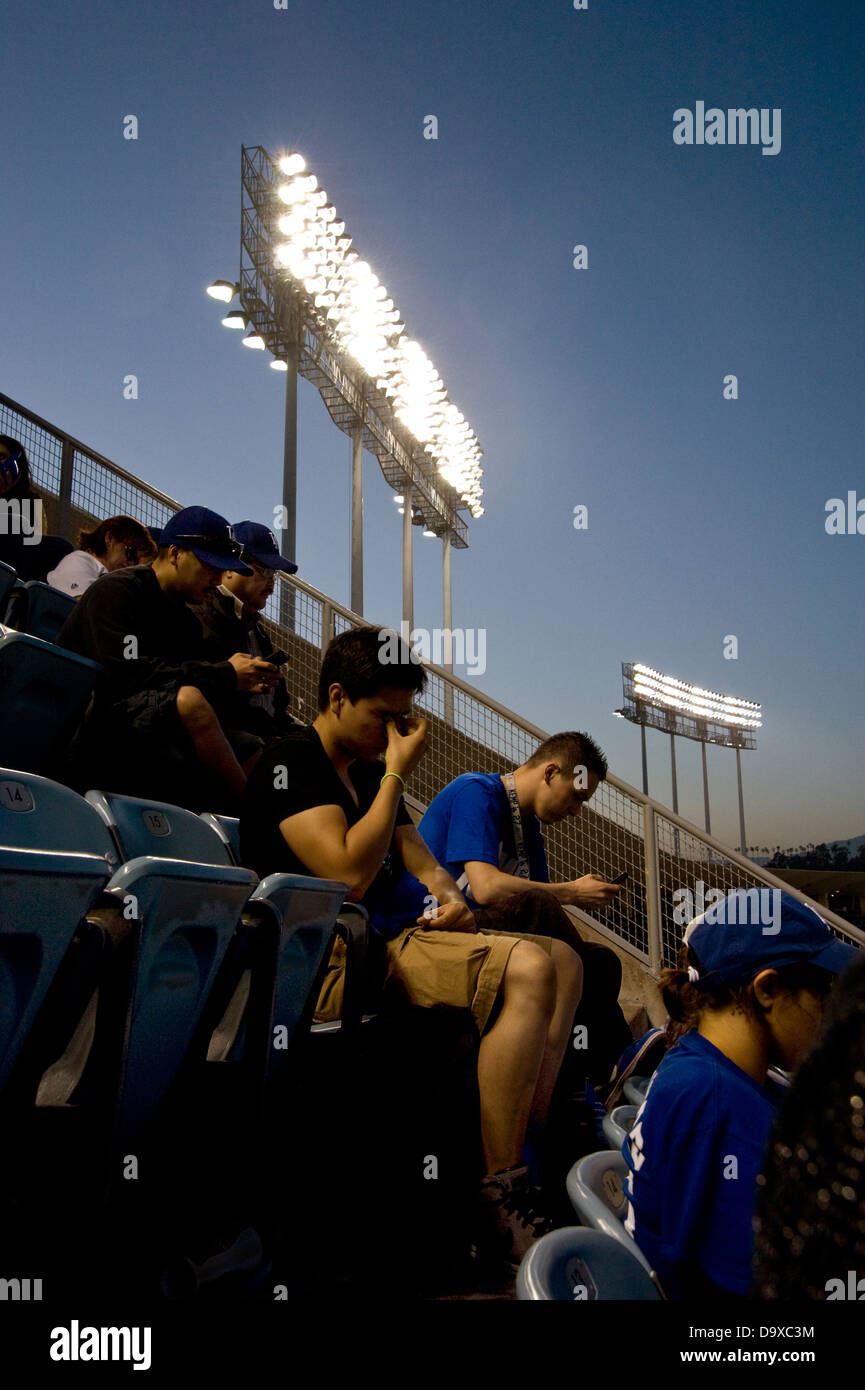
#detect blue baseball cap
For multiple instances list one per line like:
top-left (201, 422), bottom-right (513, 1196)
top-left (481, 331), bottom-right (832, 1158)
top-left (152, 506), bottom-right (252, 574)
top-left (0, 446), bottom-right (21, 489)
top-left (684, 889), bottom-right (860, 988)
top-left (232, 520), bottom-right (297, 574)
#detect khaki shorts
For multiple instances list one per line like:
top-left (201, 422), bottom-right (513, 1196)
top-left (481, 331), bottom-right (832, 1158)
top-left (313, 926), bottom-right (553, 1035)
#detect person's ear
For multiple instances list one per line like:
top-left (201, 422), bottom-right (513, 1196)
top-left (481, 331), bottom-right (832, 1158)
top-left (751, 969), bottom-right (781, 1010)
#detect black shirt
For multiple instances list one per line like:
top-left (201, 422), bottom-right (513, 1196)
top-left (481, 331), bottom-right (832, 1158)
top-left (191, 587), bottom-right (297, 738)
top-left (56, 564), bottom-right (237, 711)
top-left (240, 724), bottom-right (412, 908)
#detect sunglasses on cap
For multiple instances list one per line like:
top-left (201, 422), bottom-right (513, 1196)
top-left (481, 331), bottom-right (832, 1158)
top-left (167, 533), bottom-right (245, 559)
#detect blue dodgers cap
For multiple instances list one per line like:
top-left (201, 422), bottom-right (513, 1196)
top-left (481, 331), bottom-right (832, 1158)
top-left (152, 506), bottom-right (252, 574)
top-left (684, 889), bottom-right (860, 988)
top-left (232, 520), bottom-right (297, 574)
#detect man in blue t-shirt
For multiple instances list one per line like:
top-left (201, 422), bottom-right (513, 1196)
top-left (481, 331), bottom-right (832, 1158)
top-left (419, 733), bottom-right (634, 1096)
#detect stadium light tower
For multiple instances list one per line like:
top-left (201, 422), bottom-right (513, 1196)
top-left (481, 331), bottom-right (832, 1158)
top-left (206, 145), bottom-right (484, 628)
top-left (617, 662), bottom-right (762, 851)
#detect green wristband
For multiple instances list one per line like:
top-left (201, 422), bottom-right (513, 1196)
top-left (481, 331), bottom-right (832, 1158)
top-left (381, 771), bottom-right (406, 792)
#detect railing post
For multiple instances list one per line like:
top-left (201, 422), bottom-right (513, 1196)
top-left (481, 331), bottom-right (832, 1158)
top-left (57, 436), bottom-right (75, 541)
top-left (643, 802), bottom-right (663, 978)
top-left (321, 601), bottom-right (333, 656)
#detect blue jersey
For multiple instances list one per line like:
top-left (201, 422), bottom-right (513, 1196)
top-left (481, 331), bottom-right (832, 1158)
top-left (622, 1031), bottom-right (779, 1298)
top-left (418, 772), bottom-right (549, 908)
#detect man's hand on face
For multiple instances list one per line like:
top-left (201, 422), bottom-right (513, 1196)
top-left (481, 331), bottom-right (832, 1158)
top-left (567, 873), bottom-right (622, 909)
top-left (417, 900), bottom-right (477, 934)
top-left (385, 714), bottom-right (428, 780)
top-left (229, 653), bottom-right (282, 693)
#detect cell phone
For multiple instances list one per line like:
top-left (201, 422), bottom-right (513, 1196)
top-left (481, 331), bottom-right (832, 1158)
top-left (268, 649), bottom-right (290, 667)
top-left (611, 871), bottom-right (629, 886)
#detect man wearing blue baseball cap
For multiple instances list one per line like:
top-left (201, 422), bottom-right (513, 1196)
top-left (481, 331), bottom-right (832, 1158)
top-left (192, 520), bottom-right (301, 747)
top-left (57, 505), bottom-right (282, 811)
top-left (622, 888), bottom-right (860, 1300)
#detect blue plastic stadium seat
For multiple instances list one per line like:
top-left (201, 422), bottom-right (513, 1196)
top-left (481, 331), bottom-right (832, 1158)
top-left (103, 855), bottom-right (256, 1146)
top-left (86, 790), bottom-right (235, 866)
top-left (517, 1227), bottom-right (662, 1301)
top-left (602, 1103), bottom-right (637, 1150)
top-left (250, 873), bottom-right (349, 1072)
top-left (0, 561), bottom-right (16, 612)
top-left (0, 844), bottom-right (112, 1094)
top-left (0, 632), bottom-right (103, 775)
top-left (4, 580), bottom-right (77, 644)
top-left (624, 1075), bottom-right (650, 1107)
top-left (199, 812), bottom-right (241, 865)
top-left (566, 1150), bottom-right (654, 1275)
top-left (0, 767), bottom-right (119, 865)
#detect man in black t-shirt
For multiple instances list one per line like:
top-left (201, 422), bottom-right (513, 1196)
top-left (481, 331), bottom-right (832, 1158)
top-left (57, 505), bottom-right (281, 811)
top-left (239, 625), bottom-right (583, 1270)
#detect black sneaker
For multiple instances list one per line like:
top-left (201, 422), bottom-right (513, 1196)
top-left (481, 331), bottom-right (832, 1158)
top-left (476, 1164), bottom-right (555, 1271)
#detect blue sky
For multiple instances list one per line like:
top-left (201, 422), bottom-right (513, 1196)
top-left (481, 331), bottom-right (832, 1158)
top-left (1, 0), bottom-right (862, 849)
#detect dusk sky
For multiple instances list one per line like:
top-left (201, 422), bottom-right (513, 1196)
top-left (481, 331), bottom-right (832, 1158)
top-left (2, 0), bottom-right (862, 851)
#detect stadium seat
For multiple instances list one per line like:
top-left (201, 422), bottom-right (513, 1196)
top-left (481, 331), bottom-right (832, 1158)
top-left (566, 1150), bottom-right (654, 1274)
top-left (4, 579), bottom-right (77, 643)
top-left (602, 1103), bottom-right (637, 1150)
top-left (199, 812), bottom-right (241, 865)
top-left (624, 1075), bottom-right (650, 1107)
top-left (0, 632), bottom-right (103, 775)
top-left (102, 855), bottom-right (256, 1147)
top-left (249, 873), bottom-right (350, 1071)
top-left (0, 766), bottom-right (118, 865)
top-left (0, 561), bottom-right (16, 612)
top-left (516, 1227), bottom-right (662, 1301)
top-left (0, 844), bottom-right (112, 1095)
top-left (85, 789), bottom-right (235, 867)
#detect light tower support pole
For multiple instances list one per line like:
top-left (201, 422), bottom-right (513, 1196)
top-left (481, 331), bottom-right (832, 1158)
top-left (350, 423), bottom-right (363, 616)
top-left (640, 721), bottom-right (649, 796)
top-left (402, 486), bottom-right (414, 634)
top-left (701, 740), bottom-right (711, 835)
top-left (442, 535), bottom-right (454, 723)
top-left (279, 338), bottom-right (298, 631)
top-left (736, 746), bottom-right (747, 853)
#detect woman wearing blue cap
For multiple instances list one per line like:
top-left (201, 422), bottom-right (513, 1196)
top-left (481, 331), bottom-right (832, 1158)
top-left (623, 889), bottom-right (859, 1299)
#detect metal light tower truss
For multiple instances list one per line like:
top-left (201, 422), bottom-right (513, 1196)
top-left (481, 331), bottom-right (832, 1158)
top-left (239, 144), bottom-right (475, 547)
top-left (621, 662), bottom-right (761, 749)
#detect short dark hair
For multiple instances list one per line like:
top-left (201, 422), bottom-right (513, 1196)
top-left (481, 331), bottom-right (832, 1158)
top-left (524, 731), bottom-right (608, 781)
top-left (317, 626), bottom-right (427, 711)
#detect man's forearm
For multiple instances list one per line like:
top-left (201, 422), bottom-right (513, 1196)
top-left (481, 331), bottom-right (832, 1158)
top-left (343, 778), bottom-right (403, 894)
top-left (421, 867), bottom-right (466, 907)
top-left (472, 866), bottom-right (574, 906)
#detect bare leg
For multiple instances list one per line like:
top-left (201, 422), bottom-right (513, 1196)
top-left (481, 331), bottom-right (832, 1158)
top-left (175, 685), bottom-right (247, 799)
top-left (477, 941), bottom-right (556, 1175)
top-left (529, 939), bottom-right (583, 1128)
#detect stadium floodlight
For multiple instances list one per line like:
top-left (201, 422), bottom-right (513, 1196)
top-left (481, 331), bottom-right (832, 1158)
top-left (242, 330), bottom-right (266, 349)
top-left (221, 308), bottom-right (247, 329)
top-left (206, 279), bottom-right (238, 302)
top-left (619, 662), bottom-right (761, 851)
top-left (270, 358), bottom-right (288, 372)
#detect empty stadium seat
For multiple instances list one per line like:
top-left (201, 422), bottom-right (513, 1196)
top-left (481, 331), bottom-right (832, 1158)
top-left (86, 789), bottom-right (235, 866)
top-left (624, 1075), bottom-right (650, 1107)
top-left (4, 579), bottom-right (77, 643)
top-left (566, 1150), bottom-right (654, 1274)
top-left (0, 561), bottom-right (16, 611)
top-left (0, 844), bottom-right (112, 1094)
top-left (602, 1103), bottom-right (637, 1151)
top-left (200, 812), bottom-right (241, 865)
top-left (516, 1227), bottom-right (661, 1301)
top-left (103, 855), bottom-right (257, 1147)
top-left (0, 632), bottom-right (103, 775)
top-left (0, 767), bottom-right (118, 865)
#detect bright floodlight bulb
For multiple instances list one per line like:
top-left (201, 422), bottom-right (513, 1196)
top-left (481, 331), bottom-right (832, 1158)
top-left (270, 358), bottom-right (289, 371)
top-left (242, 331), bottom-right (266, 350)
top-left (206, 280), bottom-right (236, 302)
top-left (278, 152), bottom-right (306, 176)
top-left (221, 309), bottom-right (246, 329)
top-left (277, 182), bottom-right (305, 205)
